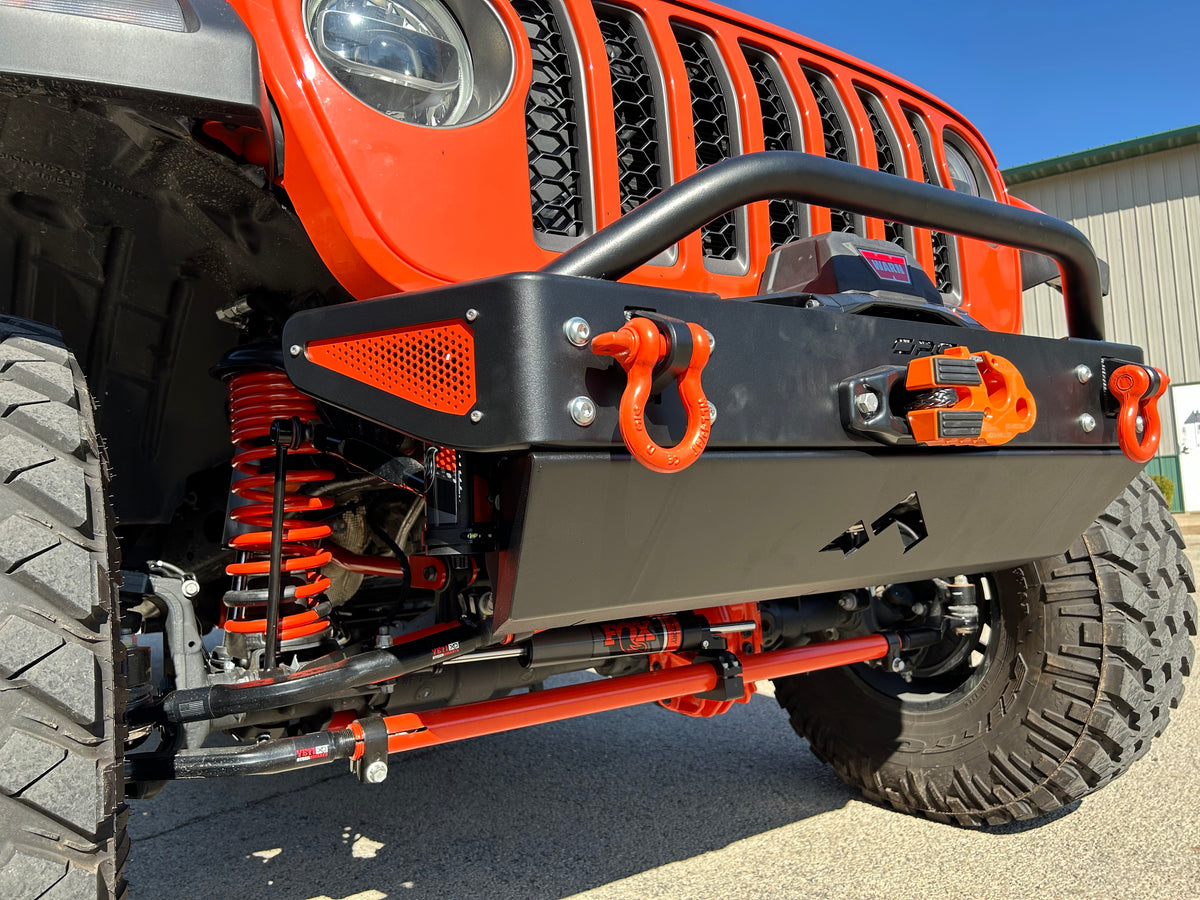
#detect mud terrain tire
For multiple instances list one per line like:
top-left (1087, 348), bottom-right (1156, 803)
top-left (775, 473), bottom-right (1197, 826)
top-left (0, 322), bottom-right (126, 898)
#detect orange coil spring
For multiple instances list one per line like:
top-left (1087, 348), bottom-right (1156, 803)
top-left (224, 371), bottom-right (335, 642)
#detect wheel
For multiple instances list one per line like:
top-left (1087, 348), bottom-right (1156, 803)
top-left (775, 473), bottom-right (1197, 826)
top-left (0, 321), bottom-right (127, 898)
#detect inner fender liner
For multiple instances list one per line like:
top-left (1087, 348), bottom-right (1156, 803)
top-left (0, 0), bottom-right (267, 127)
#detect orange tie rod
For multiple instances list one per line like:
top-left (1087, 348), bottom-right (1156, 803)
top-left (132, 633), bottom-right (891, 781)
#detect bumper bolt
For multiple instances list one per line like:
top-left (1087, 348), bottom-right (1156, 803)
top-left (855, 391), bottom-right (880, 415)
top-left (1075, 364), bottom-right (1093, 384)
top-left (569, 396), bottom-right (596, 427)
top-left (289, 344), bottom-right (302, 357)
top-left (1080, 413), bottom-right (1097, 433)
top-left (364, 760), bottom-right (388, 784)
top-left (465, 308), bottom-right (479, 322)
top-left (563, 317), bottom-right (591, 347)
top-left (470, 410), bottom-right (483, 423)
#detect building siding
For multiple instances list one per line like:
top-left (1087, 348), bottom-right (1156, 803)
top-left (1010, 142), bottom-right (1200, 459)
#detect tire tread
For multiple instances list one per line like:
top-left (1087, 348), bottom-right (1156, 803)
top-left (776, 473), bottom-right (1196, 825)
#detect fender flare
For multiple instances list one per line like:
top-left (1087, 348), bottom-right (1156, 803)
top-left (0, 0), bottom-right (271, 141)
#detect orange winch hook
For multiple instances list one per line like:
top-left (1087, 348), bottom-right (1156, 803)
top-left (591, 317), bottom-right (713, 474)
top-left (1108, 364), bottom-right (1168, 463)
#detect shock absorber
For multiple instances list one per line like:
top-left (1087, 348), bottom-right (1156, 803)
top-left (223, 368), bottom-right (335, 654)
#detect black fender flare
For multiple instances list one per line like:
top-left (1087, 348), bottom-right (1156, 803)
top-left (0, 0), bottom-right (274, 163)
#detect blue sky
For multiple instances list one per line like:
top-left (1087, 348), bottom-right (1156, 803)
top-left (721, 0), bottom-right (1200, 169)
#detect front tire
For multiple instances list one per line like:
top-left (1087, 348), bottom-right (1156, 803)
top-left (775, 473), bottom-right (1197, 826)
top-left (0, 323), bottom-right (127, 898)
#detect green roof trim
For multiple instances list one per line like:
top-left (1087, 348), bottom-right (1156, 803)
top-left (1002, 124), bottom-right (1200, 185)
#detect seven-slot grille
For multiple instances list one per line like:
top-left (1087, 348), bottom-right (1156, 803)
top-left (508, 1), bottom-right (960, 293)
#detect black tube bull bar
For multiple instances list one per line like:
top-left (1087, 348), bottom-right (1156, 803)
top-left (542, 151), bottom-right (1105, 341)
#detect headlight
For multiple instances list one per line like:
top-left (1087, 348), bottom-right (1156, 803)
top-left (306, 0), bottom-right (474, 126)
top-left (943, 143), bottom-right (981, 196)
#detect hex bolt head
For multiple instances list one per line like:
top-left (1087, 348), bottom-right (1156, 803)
top-left (563, 317), bottom-right (591, 347)
top-left (465, 308), bottom-right (479, 322)
top-left (1080, 413), bottom-right (1097, 433)
top-left (364, 760), bottom-right (388, 784)
top-left (1075, 364), bottom-right (1093, 384)
top-left (181, 579), bottom-right (201, 599)
top-left (568, 396), bottom-right (596, 427)
top-left (838, 593), bottom-right (857, 611)
top-left (470, 410), bottom-right (483, 423)
top-left (855, 391), bottom-right (880, 416)
top-left (890, 657), bottom-right (907, 673)
top-left (289, 344), bottom-right (303, 358)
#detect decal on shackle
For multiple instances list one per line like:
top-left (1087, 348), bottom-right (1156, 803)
top-left (860, 249), bottom-right (912, 284)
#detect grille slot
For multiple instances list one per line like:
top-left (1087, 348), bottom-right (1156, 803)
top-left (513, 0), bottom-right (587, 240)
top-left (597, 7), bottom-right (666, 214)
top-left (857, 90), bottom-right (906, 250)
top-left (746, 52), bottom-right (805, 248)
top-left (803, 69), bottom-right (856, 235)
top-left (906, 111), bottom-right (954, 294)
top-left (675, 28), bottom-right (739, 262)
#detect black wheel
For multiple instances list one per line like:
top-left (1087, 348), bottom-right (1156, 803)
top-left (775, 473), bottom-right (1197, 826)
top-left (0, 322), bottom-right (127, 897)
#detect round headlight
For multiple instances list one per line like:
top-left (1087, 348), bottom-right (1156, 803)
top-left (306, 0), bottom-right (474, 127)
top-left (943, 143), bottom-right (981, 196)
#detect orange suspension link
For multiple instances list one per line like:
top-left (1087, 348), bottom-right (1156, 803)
top-left (224, 371), bottom-right (335, 643)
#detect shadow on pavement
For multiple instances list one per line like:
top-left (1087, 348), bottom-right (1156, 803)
top-left (127, 684), bottom-right (857, 900)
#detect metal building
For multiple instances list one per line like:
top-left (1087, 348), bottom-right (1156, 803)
top-left (1003, 125), bottom-right (1200, 511)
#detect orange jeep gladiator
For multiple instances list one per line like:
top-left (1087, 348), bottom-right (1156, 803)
top-left (0, 1), bottom-right (1193, 896)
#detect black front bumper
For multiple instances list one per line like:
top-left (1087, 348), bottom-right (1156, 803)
top-left (282, 272), bottom-right (1143, 635)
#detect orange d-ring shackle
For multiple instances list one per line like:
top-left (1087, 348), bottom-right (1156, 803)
top-left (1108, 364), bottom-right (1169, 463)
top-left (591, 317), bottom-right (712, 473)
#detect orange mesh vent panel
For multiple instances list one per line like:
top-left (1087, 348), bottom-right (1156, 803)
top-left (435, 448), bottom-right (457, 472)
top-left (306, 320), bottom-right (476, 415)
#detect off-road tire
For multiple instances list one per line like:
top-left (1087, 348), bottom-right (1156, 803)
top-left (775, 473), bottom-right (1197, 826)
top-left (0, 323), bottom-right (127, 898)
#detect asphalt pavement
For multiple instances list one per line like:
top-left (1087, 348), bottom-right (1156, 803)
top-left (125, 546), bottom-right (1200, 900)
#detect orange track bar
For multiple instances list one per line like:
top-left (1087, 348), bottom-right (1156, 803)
top-left (377, 634), bottom-right (890, 755)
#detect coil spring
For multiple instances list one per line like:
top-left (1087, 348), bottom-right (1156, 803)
top-left (224, 371), bottom-right (334, 643)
